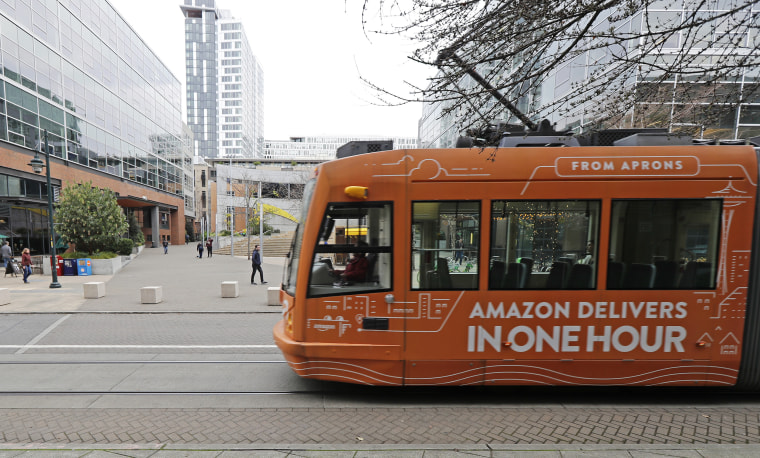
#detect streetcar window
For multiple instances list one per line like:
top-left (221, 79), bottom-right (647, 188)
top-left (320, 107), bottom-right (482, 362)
top-left (489, 200), bottom-right (600, 289)
top-left (307, 202), bottom-right (392, 297)
top-left (411, 201), bottom-right (480, 290)
top-left (608, 199), bottom-right (721, 289)
top-left (283, 178), bottom-right (317, 296)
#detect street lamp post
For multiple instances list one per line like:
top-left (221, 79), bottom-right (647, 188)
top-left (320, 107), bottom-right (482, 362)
top-left (27, 130), bottom-right (61, 289)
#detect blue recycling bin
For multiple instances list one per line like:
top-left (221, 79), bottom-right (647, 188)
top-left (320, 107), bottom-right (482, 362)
top-left (77, 258), bottom-right (92, 276)
top-left (62, 259), bottom-right (77, 276)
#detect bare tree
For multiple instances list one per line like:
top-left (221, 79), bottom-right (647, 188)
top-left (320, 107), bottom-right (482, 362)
top-left (361, 0), bottom-right (759, 137)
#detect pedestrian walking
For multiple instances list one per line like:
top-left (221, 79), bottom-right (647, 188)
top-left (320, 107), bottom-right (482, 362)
top-left (20, 247), bottom-right (32, 283)
top-left (251, 244), bottom-right (267, 285)
top-left (162, 239), bottom-right (169, 254)
top-left (454, 236), bottom-right (464, 265)
top-left (0, 241), bottom-right (11, 268)
top-left (196, 241), bottom-right (204, 258)
top-left (206, 238), bottom-right (213, 257)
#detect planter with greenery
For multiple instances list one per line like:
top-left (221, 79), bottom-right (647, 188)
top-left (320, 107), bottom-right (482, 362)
top-left (52, 181), bottom-right (139, 275)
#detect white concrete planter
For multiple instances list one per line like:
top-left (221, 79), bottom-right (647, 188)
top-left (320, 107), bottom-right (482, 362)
top-left (90, 257), bottom-right (122, 275)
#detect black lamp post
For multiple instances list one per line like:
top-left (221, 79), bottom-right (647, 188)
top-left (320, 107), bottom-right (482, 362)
top-left (27, 130), bottom-right (61, 289)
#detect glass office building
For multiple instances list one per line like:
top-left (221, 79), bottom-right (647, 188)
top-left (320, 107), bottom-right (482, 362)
top-left (0, 0), bottom-right (190, 193)
top-left (0, 0), bottom-right (192, 254)
top-left (181, 1), bottom-right (264, 159)
top-left (419, 2), bottom-right (760, 146)
top-left (536, 2), bottom-right (760, 139)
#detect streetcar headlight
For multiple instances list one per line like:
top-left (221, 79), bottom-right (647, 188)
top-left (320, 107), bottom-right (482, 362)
top-left (344, 186), bottom-right (368, 199)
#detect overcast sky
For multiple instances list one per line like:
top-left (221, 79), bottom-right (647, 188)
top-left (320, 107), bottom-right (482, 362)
top-left (106, 0), bottom-right (431, 140)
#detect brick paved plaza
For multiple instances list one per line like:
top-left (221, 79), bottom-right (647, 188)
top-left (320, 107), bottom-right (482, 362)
top-left (1, 406), bottom-right (759, 445)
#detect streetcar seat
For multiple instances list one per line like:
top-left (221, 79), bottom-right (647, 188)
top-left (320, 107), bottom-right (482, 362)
top-left (519, 258), bottom-right (534, 284)
top-left (425, 264), bottom-right (453, 289)
top-left (504, 262), bottom-right (528, 289)
top-left (311, 262), bottom-right (334, 285)
top-left (653, 260), bottom-right (679, 289)
top-left (622, 263), bottom-right (656, 289)
top-left (437, 257), bottom-right (452, 288)
top-left (546, 261), bottom-right (570, 289)
top-left (425, 270), bottom-right (438, 288)
top-left (567, 263), bottom-right (593, 289)
top-left (607, 261), bottom-right (625, 289)
top-left (678, 261), bottom-right (712, 289)
top-left (364, 253), bottom-right (378, 282)
top-left (489, 260), bottom-right (507, 289)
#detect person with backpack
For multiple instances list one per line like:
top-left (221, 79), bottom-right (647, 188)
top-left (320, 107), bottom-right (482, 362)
top-left (251, 245), bottom-right (267, 285)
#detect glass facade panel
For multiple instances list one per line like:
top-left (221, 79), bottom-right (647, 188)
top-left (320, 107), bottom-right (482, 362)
top-left (0, 0), bottom-right (193, 207)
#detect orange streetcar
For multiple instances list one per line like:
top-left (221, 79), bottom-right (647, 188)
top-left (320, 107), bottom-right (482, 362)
top-left (274, 139), bottom-right (760, 387)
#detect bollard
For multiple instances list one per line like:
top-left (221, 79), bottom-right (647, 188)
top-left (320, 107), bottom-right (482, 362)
top-left (267, 286), bottom-right (280, 306)
top-left (221, 281), bottom-right (239, 298)
top-left (83, 282), bottom-right (105, 299)
top-left (140, 286), bottom-right (162, 304)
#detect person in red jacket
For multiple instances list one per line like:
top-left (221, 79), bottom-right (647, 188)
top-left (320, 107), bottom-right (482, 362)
top-left (332, 251), bottom-right (369, 283)
top-left (21, 247), bottom-right (32, 283)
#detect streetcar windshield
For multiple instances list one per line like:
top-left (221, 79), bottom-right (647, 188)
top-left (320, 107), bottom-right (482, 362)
top-left (308, 202), bottom-right (393, 297)
top-left (283, 178), bottom-right (316, 296)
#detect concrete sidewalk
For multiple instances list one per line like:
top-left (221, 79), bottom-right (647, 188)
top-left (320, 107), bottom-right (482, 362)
top-left (0, 242), bottom-right (285, 313)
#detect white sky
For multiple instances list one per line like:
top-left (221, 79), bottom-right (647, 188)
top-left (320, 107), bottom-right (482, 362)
top-left (106, 0), bottom-right (431, 140)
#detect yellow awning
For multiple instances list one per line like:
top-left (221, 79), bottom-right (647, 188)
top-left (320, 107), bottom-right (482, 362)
top-left (344, 228), bottom-right (367, 236)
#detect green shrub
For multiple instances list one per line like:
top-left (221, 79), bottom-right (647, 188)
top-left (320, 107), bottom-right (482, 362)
top-left (114, 238), bottom-right (134, 256)
top-left (90, 251), bottom-right (118, 259)
top-left (128, 213), bottom-right (145, 246)
top-left (55, 181), bottom-right (128, 254)
top-left (61, 251), bottom-right (87, 259)
top-left (61, 250), bottom-right (120, 259)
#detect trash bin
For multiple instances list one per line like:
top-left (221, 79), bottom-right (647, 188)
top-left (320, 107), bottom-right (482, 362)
top-left (62, 258), bottom-right (77, 276)
top-left (77, 258), bottom-right (92, 276)
top-left (50, 255), bottom-right (63, 276)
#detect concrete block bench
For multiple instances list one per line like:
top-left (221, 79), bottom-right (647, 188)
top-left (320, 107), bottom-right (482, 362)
top-left (140, 286), bottom-right (162, 304)
top-left (0, 288), bottom-right (9, 306)
top-left (83, 282), bottom-right (105, 299)
top-left (267, 286), bottom-right (280, 306)
top-left (221, 281), bottom-right (239, 298)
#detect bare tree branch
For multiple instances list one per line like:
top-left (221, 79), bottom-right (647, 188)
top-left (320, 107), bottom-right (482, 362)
top-left (360, 0), bottom-right (760, 137)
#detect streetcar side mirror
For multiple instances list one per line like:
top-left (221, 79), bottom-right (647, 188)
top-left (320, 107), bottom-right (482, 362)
top-left (319, 218), bottom-right (335, 242)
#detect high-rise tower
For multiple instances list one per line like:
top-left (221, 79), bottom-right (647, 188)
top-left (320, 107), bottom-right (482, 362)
top-left (180, 1), bottom-right (264, 159)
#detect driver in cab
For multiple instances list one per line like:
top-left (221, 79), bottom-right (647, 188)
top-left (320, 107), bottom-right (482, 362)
top-left (333, 250), bottom-right (368, 284)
